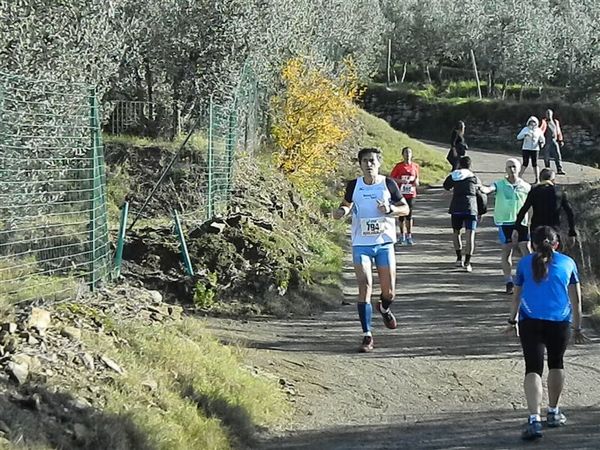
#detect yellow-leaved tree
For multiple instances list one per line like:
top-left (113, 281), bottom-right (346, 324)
top-left (271, 57), bottom-right (361, 193)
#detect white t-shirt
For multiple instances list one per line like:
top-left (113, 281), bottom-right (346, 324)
top-left (343, 175), bottom-right (403, 246)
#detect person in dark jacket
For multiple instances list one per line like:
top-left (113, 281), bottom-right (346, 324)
top-left (514, 168), bottom-right (576, 248)
top-left (447, 120), bottom-right (468, 170)
top-left (443, 156), bottom-right (481, 272)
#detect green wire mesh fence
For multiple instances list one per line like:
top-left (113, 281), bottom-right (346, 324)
top-left (119, 63), bottom-right (262, 226)
top-left (0, 72), bottom-right (111, 308)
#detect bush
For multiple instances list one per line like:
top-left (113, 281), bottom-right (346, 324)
top-left (271, 57), bottom-right (361, 195)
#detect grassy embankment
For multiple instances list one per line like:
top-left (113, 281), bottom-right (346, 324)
top-left (357, 109), bottom-right (448, 184)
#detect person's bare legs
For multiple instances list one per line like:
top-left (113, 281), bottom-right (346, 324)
top-left (452, 229), bottom-right (462, 251)
top-left (501, 243), bottom-right (514, 280)
top-left (518, 241), bottom-right (532, 256)
top-left (354, 260), bottom-right (373, 304)
top-left (465, 229), bottom-right (475, 255)
top-left (547, 369), bottom-right (565, 408)
top-left (524, 373), bottom-right (543, 415)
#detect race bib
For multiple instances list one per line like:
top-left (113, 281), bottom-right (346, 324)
top-left (400, 183), bottom-right (413, 195)
top-left (360, 218), bottom-right (389, 236)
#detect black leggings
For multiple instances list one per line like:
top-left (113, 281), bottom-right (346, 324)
top-left (522, 150), bottom-right (539, 168)
top-left (519, 319), bottom-right (570, 376)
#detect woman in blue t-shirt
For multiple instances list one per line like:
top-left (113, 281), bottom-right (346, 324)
top-left (505, 226), bottom-right (588, 441)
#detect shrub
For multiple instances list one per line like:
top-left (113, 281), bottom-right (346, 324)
top-left (271, 57), bottom-right (361, 195)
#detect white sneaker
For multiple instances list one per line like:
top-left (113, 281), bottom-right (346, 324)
top-left (464, 263), bottom-right (473, 273)
top-left (455, 259), bottom-right (464, 267)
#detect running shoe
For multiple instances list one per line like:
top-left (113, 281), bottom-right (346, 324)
top-left (521, 419), bottom-right (543, 441)
top-left (557, 170), bottom-right (566, 175)
top-left (464, 263), bottom-right (473, 273)
top-left (406, 237), bottom-right (414, 246)
top-left (505, 281), bottom-right (515, 295)
top-left (359, 336), bottom-right (374, 353)
top-left (399, 236), bottom-right (407, 245)
top-left (455, 259), bottom-right (464, 268)
top-left (376, 302), bottom-right (398, 329)
top-left (546, 411), bottom-right (567, 427)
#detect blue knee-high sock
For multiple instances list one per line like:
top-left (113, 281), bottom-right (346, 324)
top-left (357, 302), bottom-right (372, 333)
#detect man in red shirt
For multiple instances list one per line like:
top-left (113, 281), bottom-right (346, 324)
top-left (390, 147), bottom-right (420, 245)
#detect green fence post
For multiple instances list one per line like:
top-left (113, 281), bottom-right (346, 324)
top-left (113, 201), bottom-right (129, 278)
top-left (173, 210), bottom-right (194, 276)
top-left (207, 96), bottom-right (214, 219)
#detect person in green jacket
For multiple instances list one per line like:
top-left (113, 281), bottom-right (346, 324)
top-left (480, 158), bottom-right (532, 294)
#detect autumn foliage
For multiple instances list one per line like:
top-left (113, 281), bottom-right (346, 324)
top-left (271, 58), bottom-right (361, 192)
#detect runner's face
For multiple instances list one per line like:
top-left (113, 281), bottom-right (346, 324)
top-left (360, 153), bottom-right (381, 177)
top-left (403, 149), bottom-right (412, 162)
top-left (505, 161), bottom-right (518, 176)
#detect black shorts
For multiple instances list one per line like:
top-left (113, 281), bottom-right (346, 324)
top-left (451, 214), bottom-right (477, 231)
top-left (519, 319), bottom-right (570, 376)
top-left (522, 150), bottom-right (539, 167)
top-left (499, 224), bottom-right (530, 244)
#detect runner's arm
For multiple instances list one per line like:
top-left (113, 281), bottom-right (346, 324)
top-left (442, 175), bottom-right (453, 191)
top-left (479, 182), bottom-right (496, 195)
top-left (385, 178), bottom-right (410, 217)
top-left (516, 127), bottom-right (529, 140)
top-left (508, 285), bottom-right (522, 324)
top-left (333, 180), bottom-right (355, 219)
top-left (514, 191), bottom-right (533, 226)
top-left (569, 283), bottom-right (583, 332)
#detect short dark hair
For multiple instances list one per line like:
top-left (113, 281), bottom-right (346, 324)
top-left (540, 168), bottom-right (555, 181)
top-left (456, 120), bottom-right (465, 130)
top-left (402, 146), bottom-right (412, 156)
top-left (357, 147), bottom-right (382, 161)
top-left (458, 155), bottom-right (471, 169)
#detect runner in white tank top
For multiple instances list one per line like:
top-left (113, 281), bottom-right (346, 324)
top-left (333, 147), bottom-right (409, 352)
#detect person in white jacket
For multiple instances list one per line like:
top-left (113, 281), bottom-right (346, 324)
top-left (517, 116), bottom-right (545, 184)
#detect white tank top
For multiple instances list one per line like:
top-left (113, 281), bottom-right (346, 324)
top-left (350, 175), bottom-right (397, 246)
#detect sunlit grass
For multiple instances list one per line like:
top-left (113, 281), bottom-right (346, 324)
top-left (358, 109), bottom-right (448, 185)
top-left (74, 318), bottom-right (287, 450)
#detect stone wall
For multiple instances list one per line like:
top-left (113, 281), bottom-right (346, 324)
top-left (364, 88), bottom-right (600, 166)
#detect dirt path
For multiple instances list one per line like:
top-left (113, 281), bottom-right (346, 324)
top-left (206, 145), bottom-right (600, 449)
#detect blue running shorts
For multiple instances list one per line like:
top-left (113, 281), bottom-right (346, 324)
top-left (352, 243), bottom-right (395, 267)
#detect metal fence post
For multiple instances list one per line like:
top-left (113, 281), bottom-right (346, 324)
top-left (88, 88), bottom-right (98, 291)
top-left (207, 96), bottom-right (214, 219)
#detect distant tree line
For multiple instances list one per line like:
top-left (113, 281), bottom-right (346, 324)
top-left (380, 0), bottom-right (600, 94)
top-left (1, 1), bottom-right (599, 135)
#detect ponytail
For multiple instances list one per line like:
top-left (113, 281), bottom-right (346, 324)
top-left (531, 226), bottom-right (558, 283)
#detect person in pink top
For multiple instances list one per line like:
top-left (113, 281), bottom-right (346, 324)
top-left (390, 147), bottom-right (420, 245)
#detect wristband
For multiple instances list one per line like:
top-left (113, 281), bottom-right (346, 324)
top-left (507, 318), bottom-right (517, 325)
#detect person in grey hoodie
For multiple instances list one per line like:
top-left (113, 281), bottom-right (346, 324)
top-left (443, 156), bottom-right (482, 273)
top-left (517, 116), bottom-right (545, 184)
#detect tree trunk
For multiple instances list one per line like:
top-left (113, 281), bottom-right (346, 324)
top-left (386, 38), bottom-right (392, 88)
top-left (470, 49), bottom-right (482, 99)
top-left (171, 76), bottom-right (182, 140)
top-left (401, 62), bottom-right (407, 83)
top-left (144, 57), bottom-right (154, 121)
top-left (425, 65), bottom-right (432, 84)
top-left (502, 79), bottom-right (509, 100)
